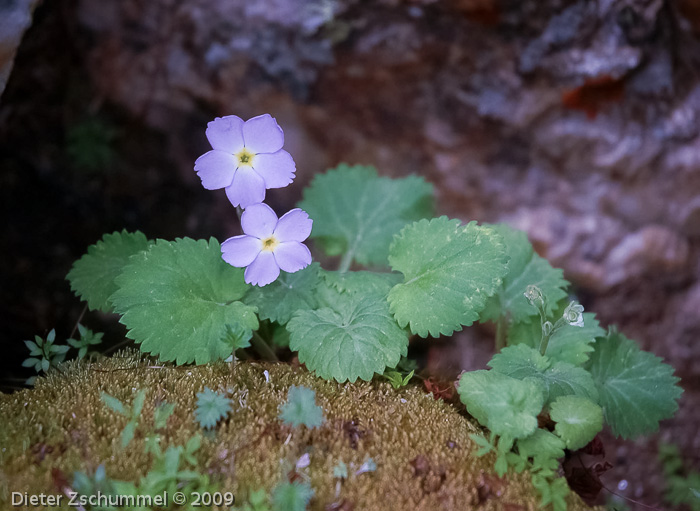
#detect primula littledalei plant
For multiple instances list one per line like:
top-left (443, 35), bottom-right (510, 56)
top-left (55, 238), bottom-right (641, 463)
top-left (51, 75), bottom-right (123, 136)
top-left (62, 113), bottom-right (683, 511)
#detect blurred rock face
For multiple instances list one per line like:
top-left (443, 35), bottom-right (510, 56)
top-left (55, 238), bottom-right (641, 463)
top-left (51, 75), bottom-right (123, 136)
top-left (0, 0), bottom-right (41, 98)
top-left (74, 0), bottom-right (700, 360)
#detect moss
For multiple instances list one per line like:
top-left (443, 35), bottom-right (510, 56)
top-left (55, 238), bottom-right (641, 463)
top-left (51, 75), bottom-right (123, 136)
top-left (0, 350), bottom-right (596, 510)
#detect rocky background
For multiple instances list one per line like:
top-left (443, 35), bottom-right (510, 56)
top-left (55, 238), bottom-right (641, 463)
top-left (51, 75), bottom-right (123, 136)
top-left (1, 0), bottom-right (699, 509)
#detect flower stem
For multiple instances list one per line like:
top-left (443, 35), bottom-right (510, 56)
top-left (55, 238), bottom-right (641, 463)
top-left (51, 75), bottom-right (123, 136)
top-left (338, 250), bottom-right (353, 273)
top-left (538, 330), bottom-right (551, 356)
top-left (495, 316), bottom-right (506, 352)
top-left (251, 331), bottom-right (278, 361)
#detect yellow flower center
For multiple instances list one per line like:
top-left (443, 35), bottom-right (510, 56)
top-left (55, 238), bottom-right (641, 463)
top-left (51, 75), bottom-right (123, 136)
top-left (261, 236), bottom-right (279, 252)
top-left (235, 148), bottom-right (256, 167)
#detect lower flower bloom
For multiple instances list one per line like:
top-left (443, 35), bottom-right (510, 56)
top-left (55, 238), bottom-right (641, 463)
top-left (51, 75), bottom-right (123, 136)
top-left (221, 203), bottom-right (313, 286)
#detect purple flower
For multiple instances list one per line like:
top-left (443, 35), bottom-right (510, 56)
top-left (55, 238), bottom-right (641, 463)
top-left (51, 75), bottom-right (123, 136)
top-left (194, 114), bottom-right (296, 208)
top-left (222, 203), bottom-right (313, 286)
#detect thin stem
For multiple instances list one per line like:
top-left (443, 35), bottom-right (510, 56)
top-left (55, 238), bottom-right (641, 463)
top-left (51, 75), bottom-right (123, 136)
top-left (495, 316), bottom-right (506, 352)
top-left (251, 331), bottom-right (278, 362)
top-left (538, 330), bottom-right (552, 356)
top-left (338, 250), bottom-right (353, 273)
top-left (69, 304), bottom-right (88, 340)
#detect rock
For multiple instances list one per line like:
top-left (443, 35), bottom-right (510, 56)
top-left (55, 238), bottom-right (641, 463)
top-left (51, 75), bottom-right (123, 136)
top-left (0, 0), bottom-right (41, 99)
top-left (603, 225), bottom-right (690, 288)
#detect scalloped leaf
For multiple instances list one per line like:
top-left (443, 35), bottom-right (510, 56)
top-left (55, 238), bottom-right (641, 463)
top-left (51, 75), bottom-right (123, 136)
top-left (298, 164), bottom-right (434, 267)
top-left (508, 312), bottom-right (604, 366)
top-left (550, 395), bottom-right (603, 450)
top-left (457, 369), bottom-right (544, 439)
top-left (279, 385), bottom-right (325, 429)
top-left (585, 329), bottom-right (682, 439)
top-left (194, 387), bottom-right (232, 429)
top-left (517, 429), bottom-right (566, 465)
top-left (481, 224), bottom-right (568, 324)
top-left (67, 230), bottom-right (153, 312)
top-left (388, 218), bottom-right (508, 337)
top-left (244, 263), bottom-right (322, 325)
top-left (287, 290), bottom-right (408, 383)
top-left (321, 269), bottom-right (401, 297)
top-left (488, 344), bottom-right (598, 405)
top-left (111, 238), bottom-right (258, 364)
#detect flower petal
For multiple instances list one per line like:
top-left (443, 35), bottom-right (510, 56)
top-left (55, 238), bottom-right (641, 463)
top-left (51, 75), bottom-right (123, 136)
top-left (274, 241), bottom-right (312, 273)
top-left (274, 208), bottom-right (313, 242)
top-left (241, 203), bottom-right (278, 238)
top-left (206, 115), bottom-right (245, 153)
top-left (253, 150), bottom-right (296, 189)
top-left (242, 114), bottom-right (284, 154)
top-left (225, 167), bottom-right (266, 208)
top-left (245, 251), bottom-right (280, 286)
top-left (221, 235), bottom-right (262, 267)
top-left (194, 150), bottom-right (237, 190)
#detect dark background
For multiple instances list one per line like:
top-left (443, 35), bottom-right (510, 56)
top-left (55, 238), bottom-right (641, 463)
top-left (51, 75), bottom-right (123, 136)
top-left (1, 0), bottom-right (700, 508)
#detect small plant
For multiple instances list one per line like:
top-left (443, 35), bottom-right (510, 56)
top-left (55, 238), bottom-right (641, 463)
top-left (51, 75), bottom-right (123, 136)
top-left (57, 113), bottom-right (684, 510)
top-left (271, 480), bottom-right (314, 511)
top-left (659, 443), bottom-right (700, 511)
top-left (235, 489), bottom-right (271, 511)
top-left (194, 387), bottom-right (232, 430)
top-left (279, 385), bottom-right (325, 429)
top-left (382, 368), bottom-right (414, 389)
top-left (22, 329), bottom-right (69, 384)
top-left (101, 389), bottom-right (146, 449)
top-left (67, 323), bottom-right (104, 359)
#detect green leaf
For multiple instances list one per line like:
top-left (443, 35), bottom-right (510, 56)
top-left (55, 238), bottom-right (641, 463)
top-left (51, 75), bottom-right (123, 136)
top-left (288, 291), bottom-right (408, 383)
top-left (299, 164), bottom-right (434, 267)
top-left (585, 329), bottom-right (682, 438)
top-left (550, 395), bottom-right (603, 450)
top-left (120, 421), bottom-right (136, 449)
top-left (457, 370), bottom-right (544, 439)
top-left (100, 392), bottom-right (126, 416)
top-left (481, 224), bottom-right (568, 324)
top-left (154, 402), bottom-right (176, 430)
top-left (517, 429), bottom-right (565, 470)
top-left (67, 230), bottom-right (153, 312)
top-left (509, 312), bottom-right (604, 366)
top-left (333, 461), bottom-right (348, 479)
top-left (279, 385), bottom-right (325, 429)
top-left (222, 322), bottom-right (253, 352)
top-left (469, 433), bottom-right (494, 457)
top-left (321, 269), bottom-right (401, 298)
top-left (195, 387), bottom-right (232, 429)
top-left (271, 322), bottom-right (290, 348)
top-left (131, 389), bottom-right (147, 418)
top-left (533, 475), bottom-right (569, 511)
top-left (272, 481), bottom-right (314, 511)
top-left (488, 344), bottom-right (598, 405)
top-left (24, 340), bottom-right (40, 355)
top-left (111, 238), bottom-right (259, 364)
top-left (388, 218), bottom-right (508, 337)
top-left (244, 263), bottom-right (322, 325)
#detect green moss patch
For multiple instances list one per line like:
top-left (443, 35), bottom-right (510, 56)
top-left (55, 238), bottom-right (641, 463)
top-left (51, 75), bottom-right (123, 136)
top-left (0, 351), bottom-right (594, 510)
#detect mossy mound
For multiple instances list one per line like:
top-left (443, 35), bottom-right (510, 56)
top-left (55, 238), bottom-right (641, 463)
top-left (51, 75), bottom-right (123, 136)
top-left (0, 351), bottom-right (595, 510)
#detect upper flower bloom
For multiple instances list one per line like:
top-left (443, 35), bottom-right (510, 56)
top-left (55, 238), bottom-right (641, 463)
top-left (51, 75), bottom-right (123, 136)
top-left (221, 203), bottom-right (313, 286)
top-left (194, 114), bottom-right (296, 208)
